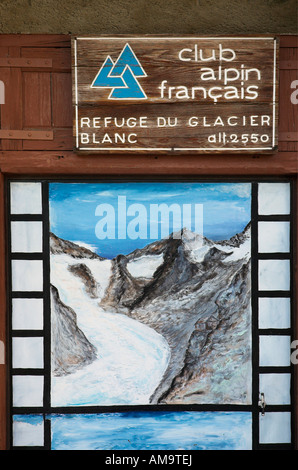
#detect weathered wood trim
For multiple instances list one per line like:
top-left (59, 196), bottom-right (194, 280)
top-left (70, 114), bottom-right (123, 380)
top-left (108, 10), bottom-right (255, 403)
top-left (279, 132), bottom-right (298, 142)
top-left (0, 150), bottom-right (297, 176)
top-left (0, 130), bottom-right (53, 140)
top-left (279, 35), bottom-right (298, 48)
top-left (280, 60), bottom-right (298, 70)
top-left (0, 58), bottom-right (52, 68)
top-left (0, 34), bottom-right (70, 48)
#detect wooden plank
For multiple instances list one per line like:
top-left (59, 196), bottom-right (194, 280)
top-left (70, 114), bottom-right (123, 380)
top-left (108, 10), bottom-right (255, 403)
top-left (74, 36), bottom-right (276, 67)
top-left (73, 36), bottom-right (279, 154)
top-left (279, 47), bottom-right (298, 71)
top-left (0, 34), bottom-right (70, 48)
top-left (279, 132), bottom-right (298, 141)
top-left (279, 46), bottom-right (298, 61)
top-left (0, 33), bottom-right (294, 50)
top-left (279, 60), bottom-right (298, 70)
top-left (279, 69), bottom-right (298, 133)
top-left (279, 35), bottom-right (298, 48)
top-left (0, 47), bottom-right (9, 58)
top-left (75, 101), bottom-right (278, 153)
top-left (0, 130), bottom-right (53, 140)
top-left (0, 150), bottom-right (297, 175)
top-left (52, 73), bottom-right (72, 127)
top-left (1, 47), bottom-right (22, 151)
top-left (21, 47), bottom-right (70, 71)
top-left (76, 65), bottom-right (276, 104)
top-left (279, 46), bottom-right (298, 143)
top-left (22, 129), bottom-right (73, 150)
top-left (0, 172), bottom-right (7, 451)
top-left (0, 58), bottom-right (52, 68)
top-left (278, 141), bottom-right (298, 152)
top-left (0, 46), bottom-right (9, 135)
top-left (23, 72), bottom-right (51, 128)
top-left (0, 67), bottom-right (10, 151)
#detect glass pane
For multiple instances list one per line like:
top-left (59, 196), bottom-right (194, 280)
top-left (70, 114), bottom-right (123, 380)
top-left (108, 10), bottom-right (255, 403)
top-left (11, 221), bottom-right (43, 253)
top-left (12, 337), bottom-right (44, 369)
top-left (259, 412), bottom-right (291, 444)
top-left (12, 298), bottom-right (44, 330)
top-left (259, 373), bottom-right (291, 405)
top-left (258, 221), bottom-right (290, 253)
top-left (258, 297), bottom-right (290, 329)
top-left (10, 182), bottom-right (42, 215)
top-left (49, 412), bottom-right (252, 450)
top-left (259, 335), bottom-right (291, 367)
top-left (258, 259), bottom-right (290, 291)
top-left (13, 376), bottom-right (44, 407)
top-left (258, 183), bottom-right (290, 215)
top-left (11, 260), bottom-right (43, 292)
top-left (13, 415), bottom-right (44, 447)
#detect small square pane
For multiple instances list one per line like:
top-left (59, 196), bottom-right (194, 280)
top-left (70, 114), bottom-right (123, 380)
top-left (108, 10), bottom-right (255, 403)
top-left (12, 337), bottom-right (44, 369)
top-left (258, 259), bottom-right (290, 291)
top-left (259, 412), bottom-right (291, 444)
top-left (259, 374), bottom-right (291, 405)
top-left (259, 335), bottom-right (291, 367)
top-left (10, 182), bottom-right (42, 214)
top-left (11, 260), bottom-right (43, 292)
top-left (258, 297), bottom-right (291, 329)
top-left (13, 415), bottom-right (44, 447)
top-left (258, 183), bottom-right (290, 215)
top-left (12, 298), bottom-right (43, 330)
top-left (258, 221), bottom-right (290, 253)
top-left (11, 221), bottom-right (43, 253)
top-left (13, 376), bottom-right (44, 407)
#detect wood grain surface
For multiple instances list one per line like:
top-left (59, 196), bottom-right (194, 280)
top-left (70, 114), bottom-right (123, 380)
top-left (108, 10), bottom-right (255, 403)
top-left (73, 36), bottom-right (279, 153)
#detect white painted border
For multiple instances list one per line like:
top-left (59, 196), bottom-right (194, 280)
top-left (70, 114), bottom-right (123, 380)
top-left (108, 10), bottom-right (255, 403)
top-left (78, 147), bottom-right (273, 152)
top-left (74, 37), bottom-right (277, 152)
top-left (77, 37), bottom-right (276, 41)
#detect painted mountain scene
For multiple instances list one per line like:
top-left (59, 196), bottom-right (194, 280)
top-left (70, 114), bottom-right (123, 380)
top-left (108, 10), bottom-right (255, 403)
top-left (49, 182), bottom-right (252, 407)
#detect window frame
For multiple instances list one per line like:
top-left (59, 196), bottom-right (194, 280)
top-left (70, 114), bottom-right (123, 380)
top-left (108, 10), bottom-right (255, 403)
top-left (5, 176), bottom-right (296, 450)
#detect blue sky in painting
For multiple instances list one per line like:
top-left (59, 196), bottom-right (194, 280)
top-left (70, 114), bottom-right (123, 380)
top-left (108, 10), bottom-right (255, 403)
top-left (49, 182), bottom-right (251, 259)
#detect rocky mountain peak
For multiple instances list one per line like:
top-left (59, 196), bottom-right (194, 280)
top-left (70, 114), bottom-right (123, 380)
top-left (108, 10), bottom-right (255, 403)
top-left (50, 232), bottom-right (104, 260)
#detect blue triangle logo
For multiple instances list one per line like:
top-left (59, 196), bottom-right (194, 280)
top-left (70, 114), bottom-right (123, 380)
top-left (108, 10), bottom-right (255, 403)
top-left (110, 66), bottom-right (147, 99)
top-left (92, 56), bottom-right (125, 88)
top-left (91, 43), bottom-right (147, 100)
top-left (111, 44), bottom-right (146, 78)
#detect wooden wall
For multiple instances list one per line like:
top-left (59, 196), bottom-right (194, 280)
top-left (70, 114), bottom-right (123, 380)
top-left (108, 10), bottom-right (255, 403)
top-left (0, 34), bottom-right (297, 450)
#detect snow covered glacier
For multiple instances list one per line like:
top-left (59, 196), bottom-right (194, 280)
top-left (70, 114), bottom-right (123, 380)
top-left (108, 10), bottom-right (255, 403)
top-left (50, 235), bottom-right (170, 407)
top-left (50, 224), bottom-right (252, 407)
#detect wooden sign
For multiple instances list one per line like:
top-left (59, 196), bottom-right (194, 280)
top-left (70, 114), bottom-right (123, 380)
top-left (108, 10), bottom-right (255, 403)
top-left (72, 36), bottom-right (279, 153)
